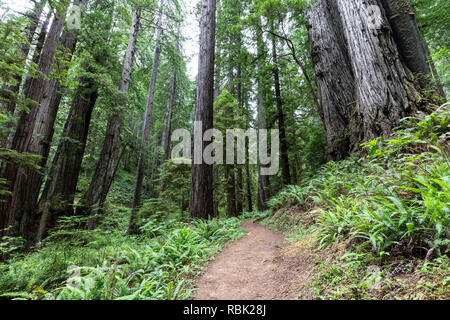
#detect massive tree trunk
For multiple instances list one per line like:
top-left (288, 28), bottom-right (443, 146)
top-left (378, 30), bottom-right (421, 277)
top-left (271, 29), bottom-right (291, 186)
top-left (30, 11), bottom-right (52, 71)
top-left (0, 2), bottom-right (69, 238)
top-left (36, 0), bottom-right (112, 240)
top-left (128, 1), bottom-right (164, 234)
top-left (212, 49), bottom-right (221, 218)
top-left (77, 8), bottom-right (141, 228)
top-left (306, 0), bottom-right (425, 160)
top-left (188, 0), bottom-right (216, 220)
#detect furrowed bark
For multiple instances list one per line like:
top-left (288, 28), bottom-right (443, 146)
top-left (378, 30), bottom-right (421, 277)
top-left (305, 0), bottom-right (424, 160)
top-left (1, 8), bottom-right (51, 150)
top-left (37, 74), bottom-right (99, 240)
top-left (379, 0), bottom-right (439, 92)
top-left (11, 25), bottom-right (81, 243)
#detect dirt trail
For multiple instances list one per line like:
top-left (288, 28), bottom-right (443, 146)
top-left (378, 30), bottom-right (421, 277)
top-left (194, 219), bottom-right (313, 300)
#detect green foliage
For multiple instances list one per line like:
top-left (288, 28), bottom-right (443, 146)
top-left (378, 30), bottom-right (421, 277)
top-left (214, 89), bottom-right (241, 130)
top-left (0, 204), bottom-right (247, 300)
top-left (106, 170), bottom-right (137, 206)
top-left (267, 185), bottom-right (306, 210)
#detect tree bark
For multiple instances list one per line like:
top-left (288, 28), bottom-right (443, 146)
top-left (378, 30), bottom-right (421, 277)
top-left (306, 0), bottom-right (424, 160)
top-left (37, 74), bottom-right (99, 239)
top-left (1, 8), bottom-right (51, 151)
top-left (224, 146), bottom-right (236, 217)
top-left (188, 0), bottom-right (216, 220)
top-left (256, 27), bottom-right (270, 212)
top-left (128, 1), bottom-right (164, 234)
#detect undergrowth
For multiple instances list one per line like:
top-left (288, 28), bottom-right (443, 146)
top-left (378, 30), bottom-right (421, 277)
top-left (261, 104), bottom-right (450, 299)
top-left (0, 205), bottom-right (247, 300)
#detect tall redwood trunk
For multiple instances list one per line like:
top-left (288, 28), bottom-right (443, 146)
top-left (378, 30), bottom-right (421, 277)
top-left (37, 75), bottom-right (99, 239)
top-left (306, 0), bottom-right (426, 160)
top-left (257, 80), bottom-right (270, 212)
top-left (256, 26), bottom-right (270, 211)
top-left (224, 71), bottom-right (237, 216)
top-left (224, 145), bottom-right (236, 217)
top-left (189, 0), bottom-right (216, 220)
top-left (271, 28), bottom-right (291, 186)
top-left (1, 8), bottom-right (51, 150)
top-left (77, 8), bottom-right (141, 228)
top-left (128, 1), bottom-right (164, 234)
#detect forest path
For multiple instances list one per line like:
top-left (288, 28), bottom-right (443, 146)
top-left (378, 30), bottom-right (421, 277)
top-left (194, 219), bottom-right (311, 300)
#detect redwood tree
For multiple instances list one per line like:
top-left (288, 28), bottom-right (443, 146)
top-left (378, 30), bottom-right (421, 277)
top-left (188, 0), bottom-right (216, 220)
top-left (305, 0), bottom-right (433, 160)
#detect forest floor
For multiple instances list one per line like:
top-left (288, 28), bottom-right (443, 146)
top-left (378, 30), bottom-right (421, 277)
top-left (194, 219), bottom-right (314, 300)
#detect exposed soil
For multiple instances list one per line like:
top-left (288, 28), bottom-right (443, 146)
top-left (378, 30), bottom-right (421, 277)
top-left (194, 219), bottom-right (314, 300)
